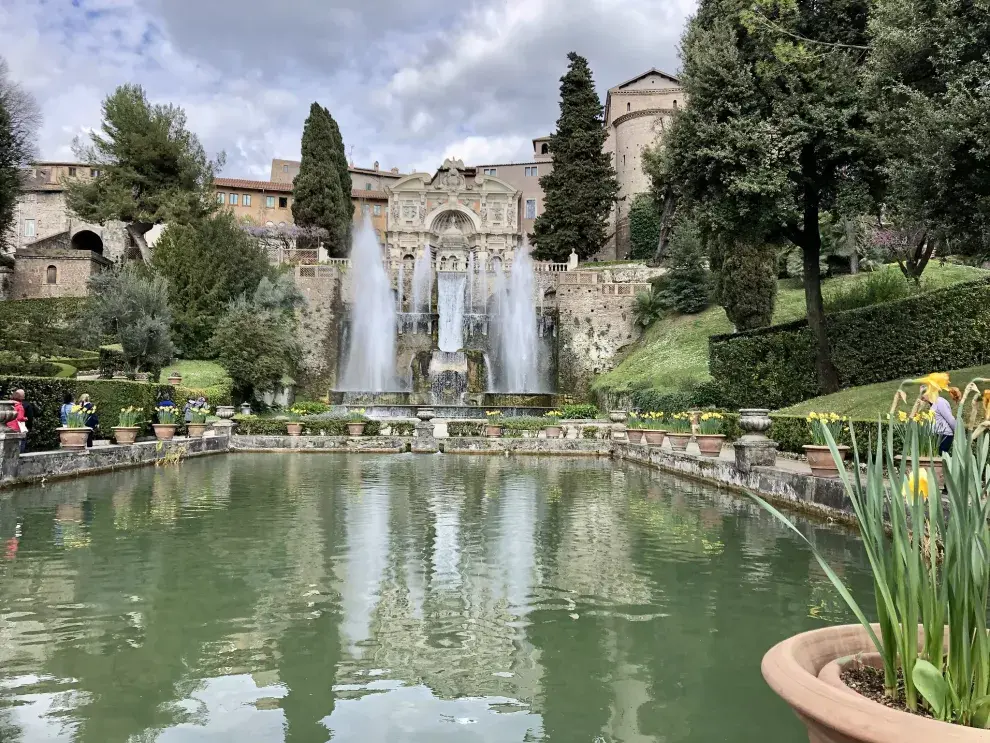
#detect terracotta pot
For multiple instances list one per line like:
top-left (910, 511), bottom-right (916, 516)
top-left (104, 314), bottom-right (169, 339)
top-left (346, 422), bottom-right (366, 436)
top-left (763, 623), bottom-right (982, 743)
top-left (486, 425), bottom-right (503, 438)
top-left (895, 455), bottom-right (945, 488)
top-left (667, 432), bottom-right (692, 451)
top-left (544, 425), bottom-right (562, 439)
top-left (804, 444), bottom-right (850, 478)
top-left (644, 430), bottom-right (666, 446)
top-left (112, 426), bottom-right (139, 445)
top-left (58, 427), bottom-right (90, 451)
top-left (186, 422), bottom-right (208, 439)
top-left (153, 424), bottom-right (177, 441)
top-left (286, 422), bottom-right (304, 437)
top-left (627, 428), bottom-right (647, 444)
top-left (167, 374), bottom-right (182, 386)
top-left (695, 433), bottom-right (726, 457)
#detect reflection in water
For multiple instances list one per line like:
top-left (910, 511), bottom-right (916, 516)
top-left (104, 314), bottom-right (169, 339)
top-left (0, 454), bottom-right (874, 743)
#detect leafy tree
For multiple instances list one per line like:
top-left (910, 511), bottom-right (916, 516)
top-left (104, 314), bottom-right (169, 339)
top-left (66, 84), bottom-right (222, 263)
top-left (530, 52), bottom-right (619, 262)
top-left (711, 239), bottom-right (777, 330)
top-left (656, 217), bottom-right (711, 315)
top-left (211, 301), bottom-right (299, 402)
top-left (151, 211), bottom-right (272, 357)
top-left (0, 57), bottom-right (40, 254)
top-left (628, 194), bottom-right (662, 261)
top-left (868, 0), bottom-right (990, 259)
top-left (83, 265), bottom-right (175, 376)
top-left (660, 0), bottom-right (876, 393)
top-left (292, 103), bottom-right (350, 257)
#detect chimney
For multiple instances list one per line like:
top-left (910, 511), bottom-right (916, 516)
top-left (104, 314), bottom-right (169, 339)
top-left (374, 161), bottom-right (379, 171)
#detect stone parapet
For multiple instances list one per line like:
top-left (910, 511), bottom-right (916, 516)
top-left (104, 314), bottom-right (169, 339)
top-left (230, 435), bottom-right (408, 453)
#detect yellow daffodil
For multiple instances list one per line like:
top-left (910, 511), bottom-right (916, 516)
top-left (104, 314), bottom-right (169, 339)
top-left (902, 468), bottom-right (931, 502)
top-left (916, 372), bottom-right (950, 403)
top-left (983, 389), bottom-right (990, 421)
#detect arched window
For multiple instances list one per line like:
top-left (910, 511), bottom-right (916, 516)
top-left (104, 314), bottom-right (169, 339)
top-left (541, 143), bottom-right (549, 155)
top-left (490, 256), bottom-right (502, 272)
top-left (439, 256), bottom-right (448, 270)
top-left (626, 102), bottom-right (631, 111)
top-left (673, 100), bottom-right (679, 109)
top-left (46, 265), bottom-right (57, 284)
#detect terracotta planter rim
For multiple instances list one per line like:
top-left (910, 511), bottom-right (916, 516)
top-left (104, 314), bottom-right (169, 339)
top-left (803, 443), bottom-right (851, 451)
top-left (763, 623), bottom-right (984, 742)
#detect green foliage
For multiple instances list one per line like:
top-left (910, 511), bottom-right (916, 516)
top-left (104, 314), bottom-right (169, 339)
top-left (447, 421), bottom-right (486, 437)
top-left (0, 375), bottom-right (174, 450)
top-left (65, 84), bottom-right (221, 260)
top-left (530, 53), bottom-right (618, 262)
top-left (500, 416), bottom-right (549, 436)
top-left (654, 219), bottom-right (710, 315)
top-left (561, 403), bottom-right (599, 420)
top-left (632, 287), bottom-right (666, 329)
top-left (823, 267), bottom-right (922, 312)
top-left (628, 194), bottom-right (661, 261)
top-left (83, 265), bottom-right (174, 376)
top-left (710, 279), bottom-right (990, 409)
top-left (98, 345), bottom-right (125, 378)
top-left (712, 240), bottom-right (777, 330)
top-left (630, 382), bottom-right (732, 416)
top-left (0, 298), bottom-right (87, 358)
top-left (292, 103), bottom-right (351, 257)
top-left (211, 301), bottom-right (299, 401)
top-left (151, 211), bottom-right (271, 357)
top-left (0, 58), bottom-right (39, 253)
top-left (289, 400), bottom-right (331, 415)
top-left (232, 414), bottom-right (382, 437)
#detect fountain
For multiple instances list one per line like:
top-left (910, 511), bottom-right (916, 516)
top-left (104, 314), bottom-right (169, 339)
top-left (411, 248), bottom-right (432, 314)
top-left (493, 244), bottom-right (542, 392)
top-left (339, 217), bottom-right (397, 392)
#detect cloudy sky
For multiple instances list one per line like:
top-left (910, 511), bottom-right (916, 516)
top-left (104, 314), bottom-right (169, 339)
top-left (0, 0), bottom-right (695, 179)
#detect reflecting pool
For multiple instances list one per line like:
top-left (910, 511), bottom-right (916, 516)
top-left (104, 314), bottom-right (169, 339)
top-left (0, 453), bottom-right (873, 742)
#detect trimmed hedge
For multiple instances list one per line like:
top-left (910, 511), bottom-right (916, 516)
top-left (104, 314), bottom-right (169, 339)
top-left (232, 415), bottom-right (384, 436)
top-left (0, 376), bottom-right (176, 450)
top-left (710, 278), bottom-right (990, 409)
top-left (176, 380), bottom-right (233, 408)
top-left (48, 354), bottom-right (99, 370)
top-left (0, 298), bottom-right (86, 358)
top-left (99, 346), bottom-right (126, 378)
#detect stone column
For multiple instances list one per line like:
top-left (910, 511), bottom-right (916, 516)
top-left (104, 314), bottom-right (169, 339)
top-left (412, 408), bottom-right (438, 453)
top-left (212, 405), bottom-right (237, 438)
top-left (0, 400), bottom-right (21, 484)
top-left (733, 409), bottom-right (777, 473)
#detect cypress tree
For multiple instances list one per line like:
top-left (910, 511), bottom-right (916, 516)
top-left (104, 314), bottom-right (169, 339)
top-left (292, 103), bottom-right (348, 256)
top-left (0, 100), bottom-right (17, 255)
top-left (326, 114), bottom-right (353, 245)
top-left (530, 52), bottom-right (618, 263)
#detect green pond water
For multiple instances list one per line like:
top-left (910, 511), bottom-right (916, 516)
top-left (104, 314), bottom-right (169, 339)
top-left (0, 453), bottom-right (874, 743)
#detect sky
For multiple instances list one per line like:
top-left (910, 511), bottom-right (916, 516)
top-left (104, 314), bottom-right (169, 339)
top-left (0, 0), bottom-right (696, 180)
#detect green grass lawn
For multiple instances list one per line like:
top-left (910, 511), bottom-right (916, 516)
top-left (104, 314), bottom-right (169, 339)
top-left (778, 363), bottom-right (990, 419)
top-left (591, 262), bottom-right (989, 398)
top-left (159, 360), bottom-right (231, 389)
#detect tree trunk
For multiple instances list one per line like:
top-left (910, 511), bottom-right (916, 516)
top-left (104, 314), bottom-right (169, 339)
top-left (850, 250), bottom-right (859, 275)
top-left (649, 186), bottom-right (677, 267)
top-left (126, 222), bottom-right (154, 264)
top-left (801, 226), bottom-right (840, 394)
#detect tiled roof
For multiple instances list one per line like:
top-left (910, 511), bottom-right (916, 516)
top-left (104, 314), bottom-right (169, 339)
top-left (351, 189), bottom-right (387, 200)
top-left (214, 178), bottom-right (293, 192)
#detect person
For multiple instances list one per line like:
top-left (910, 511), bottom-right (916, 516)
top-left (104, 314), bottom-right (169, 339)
top-left (60, 392), bottom-right (75, 426)
top-left (930, 386), bottom-right (958, 454)
top-left (79, 395), bottom-right (99, 448)
top-left (6, 390), bottom-right (27, 452)
top-left (183, 398), bottom-right (196, 424)
top-left (20, 390), bottom-right (39, 440)
top-left (154, 394), bottom-right (176, 425)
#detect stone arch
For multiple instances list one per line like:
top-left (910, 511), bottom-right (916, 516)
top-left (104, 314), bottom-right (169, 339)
top-left (71, 229), bottom-right (103, 254)
top-left (46, 265), bottom-right (57, 284)
top-left (424, 204), bottom-right (482, 234)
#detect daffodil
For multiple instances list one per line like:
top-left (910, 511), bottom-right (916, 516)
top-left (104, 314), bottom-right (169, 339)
top-left (902, 468), bottom-right (931, 502)
top-left (983, 389), bottom-right (990, 421)
top-left (916, 372), bottom-right (950, 403)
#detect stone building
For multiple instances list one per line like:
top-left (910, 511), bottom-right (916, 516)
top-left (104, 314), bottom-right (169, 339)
top-left (8, 237), bottom-right (111, 300)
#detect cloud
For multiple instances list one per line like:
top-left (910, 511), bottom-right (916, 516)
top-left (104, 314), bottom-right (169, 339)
top-left (0, 0), bottom-right (695, 178)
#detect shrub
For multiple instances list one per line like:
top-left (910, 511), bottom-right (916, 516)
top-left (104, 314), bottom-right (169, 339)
top-left (658, 218), bottom-right (710, 315)
top-left (632, 287), bottom-right (666, 328)
top-left (0, 298), bottom-right (86, 358)
top-left (0, 376), bottom-right (175, 450)
top-left (290, 400), bottom-right (332, 416)
top-left (98, 345), bottom-right (126, 378)
top-left (448, 421), bottom-right (486, 437)
top-left (212, 300), bottom-right (299, 401)
top-left (712, 240), bottom-right (778, 330)
top-left (47, 353), bottom-right (99, 371)
top-left (628, 193), bottom-right (661, 261)
top-left (823, 268), bottom-right (922, 312)
top-left (232, 414), bottom-right (382, 436)
top-left (561, 403), bottom-right (600, 419)
top-left (709, 278), bottom-right (990, 409)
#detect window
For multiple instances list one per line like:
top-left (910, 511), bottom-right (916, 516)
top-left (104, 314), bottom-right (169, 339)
top-left (46, 265), bottom-right (57, 284)
top-left (673, 99), bottom-right (679, 109)
top-left (90, 168), bottom-right (100, 178)
top-left (373, 204), bottom-right (381, 216)
top-left (541, 143), bottom-right (549, 155)
top-left (278, 221), bottom-right (286, 228)
top-left (243, 194), bottom-right (251, 207)
top-left (623, 155), bottom-right (626, 166)
top-left (366, 182), bottom-right (372, 190)
top-left (627, 102), bottom-right (631, 112)
top-left (524, 166), bottom-right (538, 177)
top-left (361, 204), bottom-right (371, 216)
top-left (525, 199), bottom-right (537, 219)
top-left (24, 219), bottom-right (35, 237)
top-left (217, 192), bottom-right (225, 204)
top-left (266, 195), bottom-right (276, 208)
top-left (283, 164), bottom-right (289, 172)
top-left (483, 168), bottom-right (497, 176)
top-left (278, 197), bottom-right (288, 208)
top-left (68, 167), bottom-right (77, 177)
top-left (229, 193), bottom-right (239, 205)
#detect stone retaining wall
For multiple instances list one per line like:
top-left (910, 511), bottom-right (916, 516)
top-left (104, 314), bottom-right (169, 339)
top-left (230, 435), bottom-right (409, 453)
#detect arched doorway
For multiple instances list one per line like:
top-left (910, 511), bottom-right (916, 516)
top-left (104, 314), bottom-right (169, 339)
top-left (71, 229), bottom-right (104, 254)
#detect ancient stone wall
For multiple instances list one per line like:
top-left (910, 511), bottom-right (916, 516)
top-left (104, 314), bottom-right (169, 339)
top-left (9, 248), bottom-right (110, 299)
top-left (293, 265), bottom-right (344, 395)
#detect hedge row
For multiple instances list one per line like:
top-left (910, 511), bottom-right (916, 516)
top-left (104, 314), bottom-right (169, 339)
top-left (0, 376), bottom-right (176, 451)
top-left (0, 298), bottom-right (86, 358)
top-left (232, 415), bottom-right (386, 436)
top-left (709, 278), bottom-right (990, 409)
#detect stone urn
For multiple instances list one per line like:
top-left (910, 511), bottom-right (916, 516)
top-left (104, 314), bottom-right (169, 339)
top-left (667, 432), bottom-right (692, 451)
top-left (609, 410), bottom-right (629, 423)
top-left (286, 422), bottom-right (304, 437)
top-left (347, 422), bottom-right (367, 436)
top-left (0, 400), bottom-right (16, 427)
top-left (216, 405), bottom-right (236, 420)
top-left (416, 408), bottom-right (436, 422)
top-left (695, 434), bottom-right (726, 457)
top-left (153, 424), bottom-right (177, 442)
top-left (762, 623), bottom-right (981, 743)
top-left (112, 426), bottom-right (140, 445)
top-left (739, 408), bottom-right (773, 437)
top-left (240, 402), bottom-right (252, 416)
top-left (644, 430), bottom-right (666, 446)
top-left (186, 423), bottom-right (208, 439)
top-left (804, 445), bottom-right (850, 478)
top-left (544, 425), bottom-right (562, 439)
top-left (57, 427), bottom-right (91, 451)
top-left (167, 372), bottom-right (182, 386)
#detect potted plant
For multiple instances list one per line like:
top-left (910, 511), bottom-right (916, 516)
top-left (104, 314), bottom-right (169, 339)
top-left (346, 409), bottom-right (368, 436)
top-left (113, 406), bottom-right (143, 445)
top-left (754, 375), bottom-right (990, 741)
top-left (153, 405), bottom-right (180, 441)
top-left (57, 404), bottom-right (92, 451)
top-left (543, 410), bottom-right (563, 438)
top-left (890, 408), bottom-right (946, 485)
top-left (485, 410), bottom-right (503, 437)
top-left (666, 412), bottom-right (693, 451)
top-left (803, 412), bottom-right (850, 477)
top-left (626, 412), bottom-right (647, 444)
top-left (166, 369), bottom-right (182, 386)
top-left (285, 407), bottom-right (307, 436)
top-left (186, 405), bottom-right (211, 439)
top-left (695, 412), bottom-right (725, 457)
top-left (640, 411), bottom-right (667, 445)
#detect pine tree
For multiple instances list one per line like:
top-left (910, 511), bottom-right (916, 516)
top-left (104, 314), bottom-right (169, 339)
top-left (530, 52), bottom-right (618, 262)
top-left (292, 103), bottom-right (349, 257)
